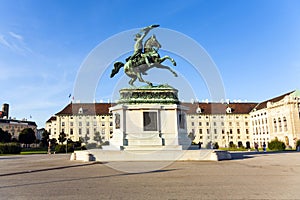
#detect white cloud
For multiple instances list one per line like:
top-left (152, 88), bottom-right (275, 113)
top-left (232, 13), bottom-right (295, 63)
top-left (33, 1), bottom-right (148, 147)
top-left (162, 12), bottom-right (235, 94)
top-left (9, 32), bottom-right (23, 41)
top-left (0, 31), bottom-right (32, 55)
top-left (0, 35), bottom-right (12, 49)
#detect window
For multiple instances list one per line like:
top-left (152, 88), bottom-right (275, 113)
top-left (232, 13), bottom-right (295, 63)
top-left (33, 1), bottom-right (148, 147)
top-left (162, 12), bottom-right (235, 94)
top-left (79, 122), bottom-right (82, 126)
top-left (101, 122), bottom-right (105, 127)
top-left (206, 129), bottom-right (210, 134)
top-left (245, 122), bottom-right (248, 126)
top-left (273, 119), bottom-right (277, 132)
top-left (86, 128), bottom-right (89, 135)
top-left (199, 129), bottom-right (202, 134)
top-left (191, 122), bottom-right (194, 126)
top-left (246, 129), bottom-right (249, 134)
top-left (70, 128), bottom-right (73, 135)
top-left (79, 128), bottom-right (82, 135)
top-left (143, 112), bottom-right (158, 131)
top-left (221, 122), bottom-right (224, 126)
top-left (283, 117), bottom-right (287, 131)
top-left (230, 129), bottom-right (232, 134)
top-left (278, 118), bottom-right (282, 132)
top-left (70, 122), bottom-right (73, 126)
top-left (222, 129), bottom-right (225, 134)
top-left (206, 122), bottom-right (209, 126)
top-left (236, 122), bottom-right (239, 126)
top-left (86, 122), bottom-right (90, 126)
top-left (199, 122), bottom-right (202, 126)
top-left (62, 122), bottom-right (65, 126)
top-left (214, 129), bottom-right (217, 134)
top-left (93, 121), bottom-right (97, 126)
top-left (213, 122), bottom-right (217, 126)
top-left (229, 122), bottom-right (232, 126)
top-left (237, 129), bottom-right (240, 134)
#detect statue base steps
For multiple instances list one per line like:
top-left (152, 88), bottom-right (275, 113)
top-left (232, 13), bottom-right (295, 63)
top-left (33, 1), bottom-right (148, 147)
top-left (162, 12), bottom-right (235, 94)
top-left (71, 149), bottom-right (232, 162)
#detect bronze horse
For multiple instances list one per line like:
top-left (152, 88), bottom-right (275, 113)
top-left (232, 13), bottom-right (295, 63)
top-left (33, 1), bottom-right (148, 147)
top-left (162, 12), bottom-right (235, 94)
top-left (110, 35), bottom-right (177, 86)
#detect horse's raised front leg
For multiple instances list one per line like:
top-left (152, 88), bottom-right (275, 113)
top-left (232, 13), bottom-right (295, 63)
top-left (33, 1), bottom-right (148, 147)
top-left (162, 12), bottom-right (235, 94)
top-left (136, 73), bottom-right (153, 86)
top-left (160, 56), bottom-right (176, 66)
top-left (155, 64), bottom-right (178, 77)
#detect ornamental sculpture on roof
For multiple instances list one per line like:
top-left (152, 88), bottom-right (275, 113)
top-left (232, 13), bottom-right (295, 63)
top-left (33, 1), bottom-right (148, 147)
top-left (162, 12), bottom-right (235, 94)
top-left (110, 25), bottom-right (177, 86)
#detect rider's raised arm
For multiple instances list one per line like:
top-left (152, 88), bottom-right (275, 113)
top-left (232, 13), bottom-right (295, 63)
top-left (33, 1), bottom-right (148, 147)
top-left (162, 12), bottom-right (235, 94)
top-left (140, 25), bottom-right (159, 40)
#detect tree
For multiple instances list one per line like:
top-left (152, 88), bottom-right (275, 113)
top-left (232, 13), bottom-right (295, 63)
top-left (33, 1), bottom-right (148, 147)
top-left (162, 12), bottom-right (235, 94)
top-left (93, 131), bottom-right (103, 146)
top-left (0, 128), bottom-right (11, 143)
top-left (58, 131), bottom-right (66, 144)
top-left (19, 128), bottom-right (36, 147)
top-left (80, 134), bottom-right (90, 144)
top-left (41, 129), bottom-right (50, 147)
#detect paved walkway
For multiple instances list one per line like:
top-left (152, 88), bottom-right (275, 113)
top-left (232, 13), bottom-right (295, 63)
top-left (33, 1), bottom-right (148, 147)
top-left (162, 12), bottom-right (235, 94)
top-left (0, 151), bottom-right (300, 199)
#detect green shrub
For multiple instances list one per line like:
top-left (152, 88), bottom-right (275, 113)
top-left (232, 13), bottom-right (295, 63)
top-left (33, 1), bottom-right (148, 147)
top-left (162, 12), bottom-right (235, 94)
top-left (54, 144), bottom-right (74, 153)
top-left (268, 138), bottom-right (286, 151)
top-left (296, 139), bottom-right (300, 148)
top-left (229, 142), bottom-right (237, 149)
top-left (0, 143), bottom-right (21, 154)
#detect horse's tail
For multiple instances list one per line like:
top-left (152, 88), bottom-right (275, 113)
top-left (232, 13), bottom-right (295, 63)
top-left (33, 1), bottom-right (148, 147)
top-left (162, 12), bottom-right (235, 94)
top-left (110, 61), bottom-right (124, 78)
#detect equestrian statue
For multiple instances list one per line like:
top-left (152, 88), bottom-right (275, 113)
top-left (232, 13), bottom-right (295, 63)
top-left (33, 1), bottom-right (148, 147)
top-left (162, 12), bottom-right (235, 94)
top-left (110, 24), bottom-right (177, 86)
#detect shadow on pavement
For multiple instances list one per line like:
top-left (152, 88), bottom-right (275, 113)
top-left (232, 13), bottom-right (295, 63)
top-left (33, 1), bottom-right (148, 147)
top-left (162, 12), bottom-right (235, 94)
top-left (0, 168), bottom-right (177, 189)
top-left (230, 150), bottom-right (299, 160)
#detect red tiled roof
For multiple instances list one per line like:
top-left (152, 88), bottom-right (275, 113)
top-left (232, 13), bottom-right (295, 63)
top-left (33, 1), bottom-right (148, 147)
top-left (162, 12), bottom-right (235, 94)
top-left (56, 103), bottom-right (114, 116)
top-left (254, 90), bottom-right (295, 110)
top-left (46, 116), bottom-right (57, 123)
top-left (181, 102), bottom-right (258, 115)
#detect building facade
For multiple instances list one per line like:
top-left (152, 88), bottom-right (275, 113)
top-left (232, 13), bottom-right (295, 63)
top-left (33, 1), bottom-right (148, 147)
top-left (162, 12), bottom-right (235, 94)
top-left (46, 90), bottom-right (300, 148)
top-left (46, 103), bottom-right (113, 144)
top-left (0, 119), bottom-right (37, 140)
top-left (250, 90), bottom-right (300, 148)
top-left (0, 103), bottom-right (37, 140)
top-left (184, 102), bottom-right (257, 148)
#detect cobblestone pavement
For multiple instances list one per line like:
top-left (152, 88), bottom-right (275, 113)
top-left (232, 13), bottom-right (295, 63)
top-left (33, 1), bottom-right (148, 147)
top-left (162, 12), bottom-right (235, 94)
top-left (0, 152), bottom-right (300, 200)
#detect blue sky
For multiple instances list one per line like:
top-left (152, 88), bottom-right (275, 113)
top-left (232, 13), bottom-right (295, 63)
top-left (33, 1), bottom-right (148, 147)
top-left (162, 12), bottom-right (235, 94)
top-left (0, 0), bottom-right (300, 127)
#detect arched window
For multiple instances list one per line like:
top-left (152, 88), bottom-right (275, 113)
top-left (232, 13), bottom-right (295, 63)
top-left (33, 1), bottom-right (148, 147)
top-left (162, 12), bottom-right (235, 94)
top-left (273, 118), bottom-right (277, 132)
top-left (283, 117), bottom-right (287, 131)
top-left (278, 117), bottom-right (282, 132)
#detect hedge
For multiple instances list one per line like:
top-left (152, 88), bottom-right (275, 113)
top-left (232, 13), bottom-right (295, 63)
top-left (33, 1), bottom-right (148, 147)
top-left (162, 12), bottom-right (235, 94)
top-left (0, 143), bottom-right (22, 154)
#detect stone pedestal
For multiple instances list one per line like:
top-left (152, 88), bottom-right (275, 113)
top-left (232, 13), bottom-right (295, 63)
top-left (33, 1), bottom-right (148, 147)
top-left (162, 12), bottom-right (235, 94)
top-left (103, 85), bottom-right (191, 151)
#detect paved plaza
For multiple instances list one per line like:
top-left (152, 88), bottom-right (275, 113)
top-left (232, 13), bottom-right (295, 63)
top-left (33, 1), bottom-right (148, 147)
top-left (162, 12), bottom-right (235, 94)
top-left (0, 151), bottom-right (300, 200)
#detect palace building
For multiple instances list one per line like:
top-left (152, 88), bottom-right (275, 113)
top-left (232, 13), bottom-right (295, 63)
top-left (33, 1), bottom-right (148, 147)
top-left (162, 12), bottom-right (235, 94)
top-left (46, 90), bottom-right (300, 148)
top-left (0, 103), bottom-right (37, 139)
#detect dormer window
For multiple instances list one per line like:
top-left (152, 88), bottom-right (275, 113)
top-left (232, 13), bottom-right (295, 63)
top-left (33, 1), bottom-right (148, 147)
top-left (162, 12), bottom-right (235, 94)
top-left (226, 107), bottom-right (232, 114)
top-left (78, 107), bottom-right (83, 114)
top-left (196, 107), bottom-right (202, 114)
